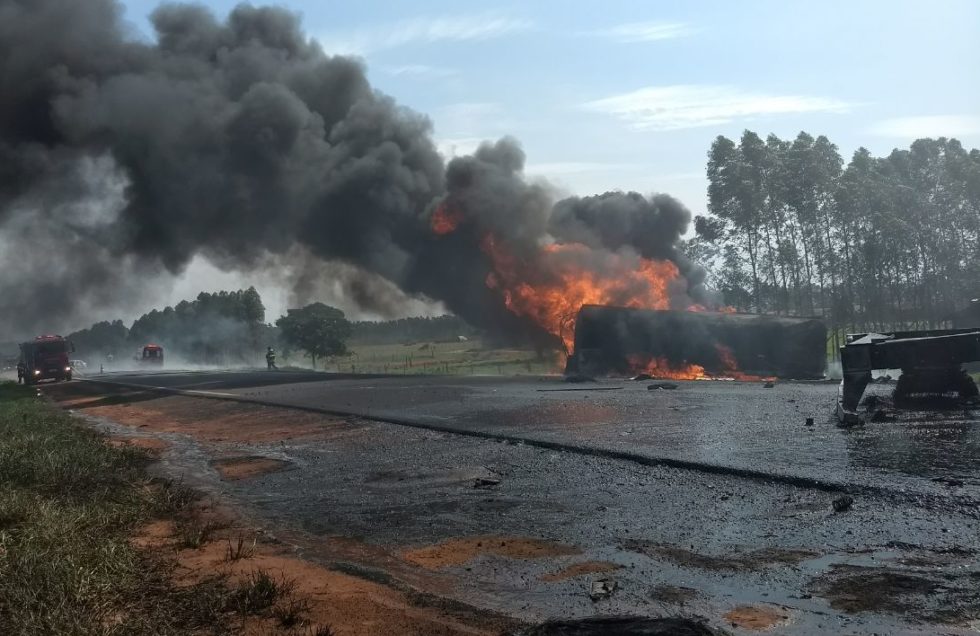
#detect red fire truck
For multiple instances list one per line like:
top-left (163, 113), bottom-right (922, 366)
top-left (17, 335), bottom-right (74, 385)
top-left (140, 344), bottom-right (164, 366)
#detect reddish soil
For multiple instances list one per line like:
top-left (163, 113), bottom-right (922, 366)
top-left (539, 560), bottom-right (622, 582)
top-left (51, 384), bottom-right (362, 444)
top-left (211, 456), bottom-right (290, 480)
top-left (402, 536), bottom-right (581, 570)
top-left (723, 604), bottom-right (791, 631)
top-left (107, 436), bottom-right (169, 453)
top-left (131, 505), bottom-right (515, 636)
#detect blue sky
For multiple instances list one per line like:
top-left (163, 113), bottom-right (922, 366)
top-left (115, 0), bottom-right (980, 318)
top-left (118, 0), bottom-right (980, 217)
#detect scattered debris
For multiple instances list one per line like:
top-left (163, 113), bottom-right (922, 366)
top-left (589, 578), bottom-right (617, 601)
top-left (763, 381), bottom-right (775, 388)
top-left (472, 477), bottom-right (501, 489)
top-left (805, 417), bottom-right (814, 426)
top-left (630, 373), bottom-right (652, 381)
top-left (832, 495), bottom-right (854, 513)
top-left (932, 477), bottom-right (965, 488)
top-left (647, 382), bottom-right (679, 391)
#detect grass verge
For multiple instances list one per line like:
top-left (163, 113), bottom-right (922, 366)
top-left (0, 382), bottom-right (316, 635)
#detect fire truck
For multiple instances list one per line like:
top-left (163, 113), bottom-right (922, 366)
top-left (17, 335), bottom-right (74, 385)
top-left (139, 344), bottom-right (164, 366)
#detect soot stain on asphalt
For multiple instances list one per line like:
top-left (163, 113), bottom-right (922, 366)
top-left (622, 541), bottom-right (817, 571)
top-left (810, 563), bottom-right (980, 624)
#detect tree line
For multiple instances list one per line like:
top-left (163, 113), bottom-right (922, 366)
top-left (690, 132), bottom-right (980, 352)
top-left (69, 288), bottom-right (274, 365)
top-left (66, 289), bottom-right (473, 367)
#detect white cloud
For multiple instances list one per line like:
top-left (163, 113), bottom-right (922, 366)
top-left (584, 85), bottom-right (852, 131)
top-left (597, 21), bottom-right (697, 43)
top-left (526, 161), bottom-right (640, 175)
top-left (319, 14), bottom-right (532, 55)
top-left (383, 64), bottom-right (458, 79)
top-left (869, 115), bottom-right (980, 138)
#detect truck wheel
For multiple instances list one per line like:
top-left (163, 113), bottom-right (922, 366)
top-left (65, 373), bottom-right (72, 382)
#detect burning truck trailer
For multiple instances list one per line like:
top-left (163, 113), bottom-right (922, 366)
top-left (565, 305), bottom-right (828, 380)
top-left (836, 328), bottom-right (980, 424)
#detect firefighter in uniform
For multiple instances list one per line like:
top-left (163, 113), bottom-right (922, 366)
top-left (266, 347), bottom-right (278, 370)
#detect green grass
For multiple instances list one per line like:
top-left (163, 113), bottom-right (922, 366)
top-left (0, 382), bottom-right (295, 635)
top-left (329, 339), bottom-right (563, 376)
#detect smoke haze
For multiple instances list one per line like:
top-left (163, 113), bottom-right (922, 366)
top-left (0, 0), bottom-right (707, 343)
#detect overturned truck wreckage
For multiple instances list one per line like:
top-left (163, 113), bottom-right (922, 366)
top-left (836, 329), bottom-right (980, 424)
top-left (566, 305), bottom-right (827, 380)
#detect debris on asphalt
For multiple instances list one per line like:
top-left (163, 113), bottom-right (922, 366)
top-left (805, 417), bottom-right (814, 426)
top-left (473, 477), bottom-right (501, 489)
top-left (832, 495), bottom-right (854, 513)
top-left (589, 578), bottom-right (617, 601)
top-left (563, 374), bottom-right (596, 383)
top-left (764, 381), bottom-right (775, 388)
top-left (630, 373), bottom-right (652, 381)
top-left (647, 382), bottom-right (679, 391)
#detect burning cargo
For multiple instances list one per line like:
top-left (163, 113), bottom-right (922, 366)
top-left (566, 305), bottom-right (827, 380)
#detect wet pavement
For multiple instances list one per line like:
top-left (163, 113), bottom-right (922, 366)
top-left (88, 370), bottom-right (980, 508)
top-left (61, 370), bottom-right (980, 634)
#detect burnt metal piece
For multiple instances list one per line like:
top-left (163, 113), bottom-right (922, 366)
top-left (836, 329), bottom-right (980, 423)
top-left (832, 495), bottom-right (854, 513)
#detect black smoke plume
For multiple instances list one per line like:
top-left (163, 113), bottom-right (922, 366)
top-left (0, 0), bottom-right (707, 343)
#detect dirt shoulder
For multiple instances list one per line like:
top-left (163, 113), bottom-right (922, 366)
top-left (39, 384), bottom-right (519, 636)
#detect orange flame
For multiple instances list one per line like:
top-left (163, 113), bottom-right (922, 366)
top-left (627, 354), bottom-right (707, 380)
top-left (715, 344), bottom-right (774, 381)
top-left (482, 235), bottom-right (679, 353)
top-left (425, 213), bottom-right (756, 379)
top-left (431, 201), bottom-right (463, 235)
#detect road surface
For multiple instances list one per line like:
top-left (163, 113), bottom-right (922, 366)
top-left (46, 369), bottom-right (980, 634)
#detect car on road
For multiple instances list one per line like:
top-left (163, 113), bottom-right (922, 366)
top-left (71, 359), bottom-right (88, 370)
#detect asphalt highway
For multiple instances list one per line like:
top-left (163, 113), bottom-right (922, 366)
top-left (59, 369), bottom-right (980, 634)
top-left (84, 368), bottom-right (980, 508)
